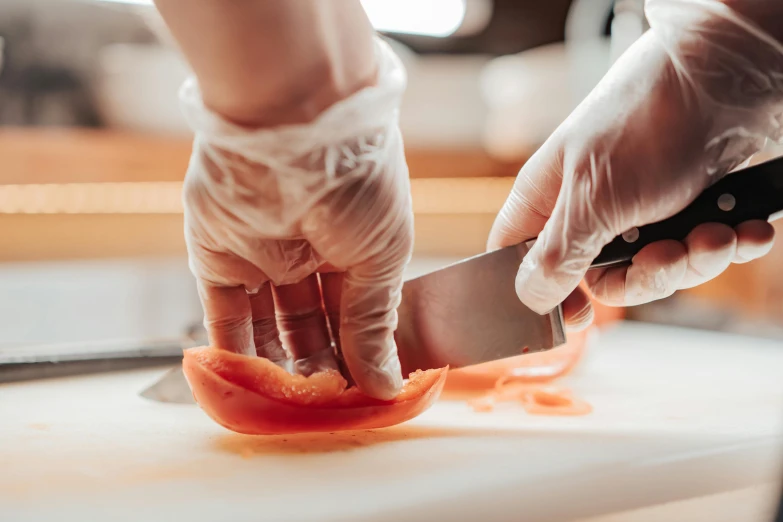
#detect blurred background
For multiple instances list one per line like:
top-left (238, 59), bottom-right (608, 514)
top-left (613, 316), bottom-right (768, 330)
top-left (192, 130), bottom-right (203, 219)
top-left (2, 0), bottom-right (783, 350)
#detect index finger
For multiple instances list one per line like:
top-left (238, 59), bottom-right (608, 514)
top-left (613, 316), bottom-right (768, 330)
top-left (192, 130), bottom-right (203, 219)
top-left (486, 141), bottom-right (564, 251)
top-left (197, 280), bottom-right (254, 356)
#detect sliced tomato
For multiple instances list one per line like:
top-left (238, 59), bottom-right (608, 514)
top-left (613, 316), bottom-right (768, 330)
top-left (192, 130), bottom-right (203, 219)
top-left (182, 347), bottom-right (448, 435)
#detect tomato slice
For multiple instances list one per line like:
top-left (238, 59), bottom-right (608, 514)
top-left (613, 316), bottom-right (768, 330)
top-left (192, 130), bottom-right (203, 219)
top-left (182, 347), bottom-right (448, 435)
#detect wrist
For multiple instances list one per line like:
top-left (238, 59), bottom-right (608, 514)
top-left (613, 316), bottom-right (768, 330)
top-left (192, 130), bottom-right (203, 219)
top-left (205, 50), bottom-right (378, 128)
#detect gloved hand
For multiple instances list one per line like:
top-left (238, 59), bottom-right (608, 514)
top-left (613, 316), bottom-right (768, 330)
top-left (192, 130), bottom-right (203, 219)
top-left (489, 0), bottom-right (783, 326)
top-left (181, 37), bottom-right (412, 400)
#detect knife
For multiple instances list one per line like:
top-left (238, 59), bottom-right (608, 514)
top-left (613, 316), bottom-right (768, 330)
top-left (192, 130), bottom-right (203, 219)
top-left (143, 154), bottom-right (782, 402)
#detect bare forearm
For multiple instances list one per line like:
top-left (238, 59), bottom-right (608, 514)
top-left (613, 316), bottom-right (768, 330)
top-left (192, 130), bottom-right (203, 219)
top-left (153, 0), bottom-right (377, 126)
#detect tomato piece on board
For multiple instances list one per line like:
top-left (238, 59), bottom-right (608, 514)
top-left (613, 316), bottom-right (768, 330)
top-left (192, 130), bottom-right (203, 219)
top-left (182, 347), bottom-right (448, 435)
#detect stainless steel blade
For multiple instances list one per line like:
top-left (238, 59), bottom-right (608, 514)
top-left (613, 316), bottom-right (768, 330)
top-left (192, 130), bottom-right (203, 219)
top-left (140, 241), bottom-right (566, 402)
top-left (0, 338), bottom-right (189, 384)
top-left (139, 367), bottom-right (194, 404)
top-left (0, 338), bottom-right (187, 365)
top-left (395, 241), bottom-right (565, 374)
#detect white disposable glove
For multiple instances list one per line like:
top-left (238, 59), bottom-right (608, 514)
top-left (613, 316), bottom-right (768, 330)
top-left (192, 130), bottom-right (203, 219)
top-left (180, 37), bottom-right (412, 400)
top-left (489, 0), bottom-right (783, 322)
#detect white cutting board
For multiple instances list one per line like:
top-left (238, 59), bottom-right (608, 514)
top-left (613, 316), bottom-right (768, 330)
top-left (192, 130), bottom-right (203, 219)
top-left (2, 322), bottom-right (783, 522)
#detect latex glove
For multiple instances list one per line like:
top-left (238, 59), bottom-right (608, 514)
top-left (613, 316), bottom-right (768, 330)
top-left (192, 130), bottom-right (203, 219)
top-left (181, 38), bottom-right (412, 400)
top-left (489, 0), bottom-right (783, 325)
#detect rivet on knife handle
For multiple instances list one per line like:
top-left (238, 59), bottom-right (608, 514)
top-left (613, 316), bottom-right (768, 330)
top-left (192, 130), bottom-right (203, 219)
top-left (591, 156), bottom-right (783, 269)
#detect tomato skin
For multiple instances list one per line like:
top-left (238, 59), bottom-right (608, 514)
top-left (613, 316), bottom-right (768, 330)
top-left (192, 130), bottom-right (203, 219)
top-left (183, 347), bottom-right (448, 435)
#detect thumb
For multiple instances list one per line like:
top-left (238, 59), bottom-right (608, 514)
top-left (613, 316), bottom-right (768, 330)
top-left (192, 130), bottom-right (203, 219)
top-left (514, 171), bottom-right (615, 314)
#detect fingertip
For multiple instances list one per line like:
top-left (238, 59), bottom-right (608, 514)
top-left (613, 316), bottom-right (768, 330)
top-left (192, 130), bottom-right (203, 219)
top-left (486, 173), bottom-right (551, 253)
top-left (487, 211), bottom-right (520, 253)
top-left (734, 220), bottom-right (775, 263)
top-left (680, 223), bottom-right (737, 289)
top-left (515, 276), bottom-right (556, 315)
top-left (345, 345), bottom-right (403, 400)
top-left (293, 349), bottom-right (340, 377)
top-left (562, 287), bottom-right (594, 332)
top-left (515, 250), bottom-right (574, 315)
top-left (486, 221), bottom-right (504, 253)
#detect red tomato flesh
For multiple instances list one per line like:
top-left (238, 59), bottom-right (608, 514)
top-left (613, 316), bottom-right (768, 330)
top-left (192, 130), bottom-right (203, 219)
top-left (183, 347), bottom-right (448, 435)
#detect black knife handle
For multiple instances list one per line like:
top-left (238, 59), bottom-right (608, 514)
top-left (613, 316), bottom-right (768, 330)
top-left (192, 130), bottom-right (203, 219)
top-left (591, 156), bottom-right (783, 269)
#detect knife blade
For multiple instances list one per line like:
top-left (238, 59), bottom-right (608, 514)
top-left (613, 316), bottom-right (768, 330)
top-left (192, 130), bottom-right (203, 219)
top-left (0, 338), bottom-right (192, 384)
top-left (139, 367), bottom-right (193, 404)
top-left (140, 153), bottom-right (783, 402)
top-left (395, 240), bottom-right (565, 374)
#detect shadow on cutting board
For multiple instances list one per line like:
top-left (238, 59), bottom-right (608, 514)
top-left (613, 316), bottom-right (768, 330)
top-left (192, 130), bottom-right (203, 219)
top-left (209, 424), bottom-right (635, 458)
top-left (213, 426), bottom-right (487, 457)
top-left (211, 425), bottom-right (727, 458)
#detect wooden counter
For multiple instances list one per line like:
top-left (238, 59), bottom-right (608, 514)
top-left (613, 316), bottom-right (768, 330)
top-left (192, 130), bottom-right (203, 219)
top-left (4, 128), bottom-right (783, 327)
top-left (0, 128), bottom-right (521, 184)
top-left (0, 129), bottom-right (520, 260)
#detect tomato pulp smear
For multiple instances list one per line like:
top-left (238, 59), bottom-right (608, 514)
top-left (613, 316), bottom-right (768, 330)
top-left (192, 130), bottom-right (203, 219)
top-left (183, 347), bottom-right (448, 435)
